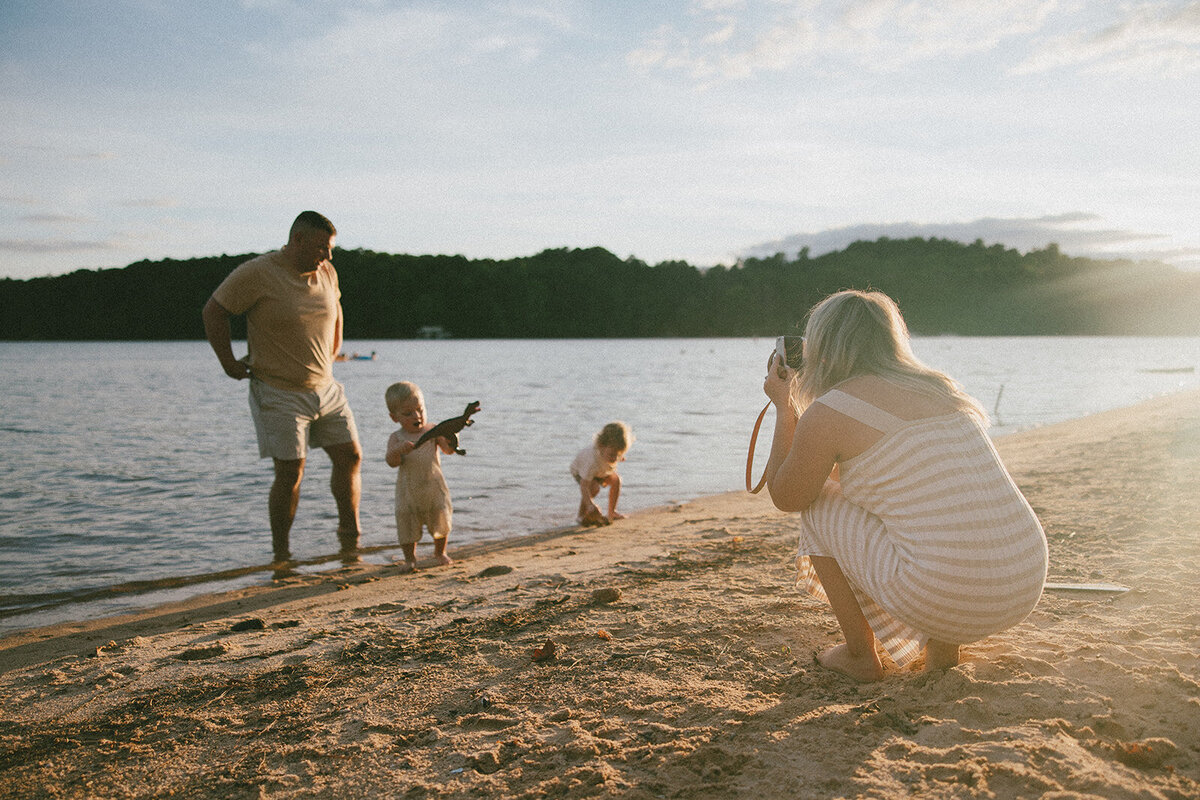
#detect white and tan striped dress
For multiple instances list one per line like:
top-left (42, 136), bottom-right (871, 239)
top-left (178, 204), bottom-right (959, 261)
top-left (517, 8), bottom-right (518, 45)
top-left (798, 389), bottom-right (1048, 666)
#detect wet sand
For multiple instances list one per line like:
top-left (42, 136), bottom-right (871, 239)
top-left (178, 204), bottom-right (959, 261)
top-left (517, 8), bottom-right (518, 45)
top-left (1, 389), bottom-right (1198, 799)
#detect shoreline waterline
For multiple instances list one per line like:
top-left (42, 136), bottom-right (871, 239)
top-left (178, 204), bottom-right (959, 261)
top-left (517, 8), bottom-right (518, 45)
top-left (2, 337), bottom-right (1199, 637)
top-left (2, 384), bottom-right (1197, 644)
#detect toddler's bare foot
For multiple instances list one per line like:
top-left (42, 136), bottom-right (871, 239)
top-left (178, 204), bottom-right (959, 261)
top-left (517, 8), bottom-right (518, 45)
top-left (578, 508), bottom-right (610, 527)
top-left (394, 558), bottom-right (417, 574)
top-left (815, 643), bottom-right (884, 682)
top-left (925, 640), bottom-right (960, 671)
top-left (610, 512), bottom-right (626, 521)
top-left (437, 553), bottom-right (453, 566)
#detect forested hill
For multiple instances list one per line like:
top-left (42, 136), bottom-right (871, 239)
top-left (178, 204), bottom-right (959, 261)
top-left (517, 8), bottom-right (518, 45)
top-left (2, 237), bottom-right (1198, 339)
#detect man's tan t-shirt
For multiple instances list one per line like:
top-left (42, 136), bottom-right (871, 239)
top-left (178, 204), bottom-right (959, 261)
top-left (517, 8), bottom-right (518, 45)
top-left (212, 250), bottom-right (341, 392)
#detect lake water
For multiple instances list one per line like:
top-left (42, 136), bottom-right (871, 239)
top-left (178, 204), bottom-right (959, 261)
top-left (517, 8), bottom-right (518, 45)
top-left (2, 337), bottom-right (1199, 635)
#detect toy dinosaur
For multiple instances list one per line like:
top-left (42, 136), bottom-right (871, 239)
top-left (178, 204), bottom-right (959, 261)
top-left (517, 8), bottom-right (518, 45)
top-left (414, 401), bottom-right (481, 455)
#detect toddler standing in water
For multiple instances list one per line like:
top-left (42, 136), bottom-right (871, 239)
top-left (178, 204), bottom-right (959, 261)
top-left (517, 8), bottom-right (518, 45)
top-left (385, 382), bottom-right (456, 572)
top-left (570, 421), bottom-right (634, 526)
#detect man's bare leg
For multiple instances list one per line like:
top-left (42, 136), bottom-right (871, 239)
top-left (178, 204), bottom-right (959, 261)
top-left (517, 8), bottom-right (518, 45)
top-left (325, 441), bottom-right (362, 552)
top-left (270, 458), bottom-right (305, 562)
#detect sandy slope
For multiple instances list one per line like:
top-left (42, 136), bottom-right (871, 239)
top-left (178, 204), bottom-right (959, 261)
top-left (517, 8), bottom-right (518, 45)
top-left (1, 389), bottom-right (1198, 799)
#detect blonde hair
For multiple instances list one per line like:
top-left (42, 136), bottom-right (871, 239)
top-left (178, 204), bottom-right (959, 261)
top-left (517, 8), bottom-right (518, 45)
top-left (384, 381), bottom-right (423, 415)
top-left (595, 421), bottom-right (634, 451)
top-left (792, 290), bottom-right (989, 425)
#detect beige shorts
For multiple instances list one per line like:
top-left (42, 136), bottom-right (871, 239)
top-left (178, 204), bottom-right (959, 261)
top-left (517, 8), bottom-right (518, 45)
top-left (248, 379), bottom-right (359, 460)
top-left (395, 509), bottom-right (451, 545)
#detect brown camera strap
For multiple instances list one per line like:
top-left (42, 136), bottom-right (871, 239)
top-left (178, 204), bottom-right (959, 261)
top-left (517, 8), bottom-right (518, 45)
top-left (745, 401), bottom-right (772, 494)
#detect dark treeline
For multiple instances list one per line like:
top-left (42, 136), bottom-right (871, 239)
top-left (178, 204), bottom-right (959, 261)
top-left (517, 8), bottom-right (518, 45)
top-left (2, 237), bottom-right (1199, 340)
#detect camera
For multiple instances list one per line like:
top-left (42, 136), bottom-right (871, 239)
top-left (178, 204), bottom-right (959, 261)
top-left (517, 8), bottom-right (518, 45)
top-left (773, 336), bottom-right (804, 375)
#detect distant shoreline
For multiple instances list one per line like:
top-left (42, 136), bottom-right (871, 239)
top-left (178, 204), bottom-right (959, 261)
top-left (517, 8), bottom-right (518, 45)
top-left (5, 238), bottom-right (1200, 339)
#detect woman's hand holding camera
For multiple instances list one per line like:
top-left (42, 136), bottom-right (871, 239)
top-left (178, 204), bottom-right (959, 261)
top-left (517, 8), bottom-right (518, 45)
top-left (763, 352), bottom-right (796, 407)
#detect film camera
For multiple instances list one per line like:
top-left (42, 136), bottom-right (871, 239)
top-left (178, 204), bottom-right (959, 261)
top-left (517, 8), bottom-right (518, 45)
top-left (771, 336), bottom-right (805, 377)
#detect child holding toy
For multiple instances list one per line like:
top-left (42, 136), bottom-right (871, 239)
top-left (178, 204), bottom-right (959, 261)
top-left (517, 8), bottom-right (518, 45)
top-left (385, 381), bottom-right (457, 571)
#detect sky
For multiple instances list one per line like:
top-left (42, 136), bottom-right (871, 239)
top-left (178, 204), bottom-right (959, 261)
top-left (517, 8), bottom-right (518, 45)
top-left (1, 0), bottom-right (1199, 281)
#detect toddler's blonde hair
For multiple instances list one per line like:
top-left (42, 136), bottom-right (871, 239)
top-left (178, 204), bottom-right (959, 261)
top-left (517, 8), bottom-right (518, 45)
top-left (595, 421), bottom-right (634, 452)
top-left (384, 381), bottom-right (423, 415)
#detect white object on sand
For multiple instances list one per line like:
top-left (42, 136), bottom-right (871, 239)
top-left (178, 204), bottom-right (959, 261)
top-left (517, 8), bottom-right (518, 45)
top-left (1044, 582), bottom-right (1130, 594)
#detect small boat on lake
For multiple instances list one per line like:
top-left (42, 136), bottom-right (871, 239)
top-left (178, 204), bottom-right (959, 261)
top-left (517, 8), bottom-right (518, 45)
top-left (335, 351), bottom-right (377, 362)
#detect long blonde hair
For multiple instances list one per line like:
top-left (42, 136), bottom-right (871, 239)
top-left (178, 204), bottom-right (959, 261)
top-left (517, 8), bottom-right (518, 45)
top-left (792, 290), bottom-right (989, 425)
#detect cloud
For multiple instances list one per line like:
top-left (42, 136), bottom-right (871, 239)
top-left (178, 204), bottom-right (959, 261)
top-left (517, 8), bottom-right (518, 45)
top-left (496, 0), bottom-right (574, 31)
top-left (629, 1), bottom-right (1200, 82)
top-left (627, 0), bottom-right (1059, 82)
top-left (0, 238), bottom-right (122, 254)
top-left (15, 143), bottom-right (117, 161)
top-left (627, 6), bottom-right (818, 83)
top-left (277, 3), bottom-right (564, 75)
top-left (837, 0), bottom-right (1058, 63)
top-left (18, 213), bottom-right (96, 224)
top-left (119, 198), bottom-right (180, 209)
top-left (0, 195), bottom-right (41, 206)
top-left (1015, 1), bottom-right (1200, 75)
top-left (242, 2), bottom-right (578, 122)
top-left (739, 214), bottom-right (1192, 266)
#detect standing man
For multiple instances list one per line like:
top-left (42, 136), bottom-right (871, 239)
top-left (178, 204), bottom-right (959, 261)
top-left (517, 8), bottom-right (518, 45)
top-left (203, 211), bottom-right (362, 564)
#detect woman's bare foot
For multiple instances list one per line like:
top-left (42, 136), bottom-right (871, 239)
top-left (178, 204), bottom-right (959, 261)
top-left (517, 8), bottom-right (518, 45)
top-left (815, 643), bottom-right (884, 682)
top-left (925, 640), bottom-right (960, 672)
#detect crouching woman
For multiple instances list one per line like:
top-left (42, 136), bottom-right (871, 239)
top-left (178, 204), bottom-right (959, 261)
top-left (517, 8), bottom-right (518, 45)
top-left (762, 290), bottom-right (1047, 681)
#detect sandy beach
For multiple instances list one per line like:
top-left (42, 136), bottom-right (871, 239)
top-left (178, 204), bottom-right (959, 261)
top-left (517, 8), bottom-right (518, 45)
top-left (1, 389), bottom-right (1198, 799)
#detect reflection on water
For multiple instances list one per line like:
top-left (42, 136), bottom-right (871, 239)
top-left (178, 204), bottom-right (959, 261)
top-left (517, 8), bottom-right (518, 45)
top-left (1, 337), bottom-right (1198, 633)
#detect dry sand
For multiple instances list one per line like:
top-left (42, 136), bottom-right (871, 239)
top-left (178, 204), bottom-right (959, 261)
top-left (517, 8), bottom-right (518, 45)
top-left (1, 389), bottom-right (1198, 799)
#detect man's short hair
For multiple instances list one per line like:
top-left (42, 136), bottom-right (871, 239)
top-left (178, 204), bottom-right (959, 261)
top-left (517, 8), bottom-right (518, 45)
top-left (290, 210), bottom-right (337, 238)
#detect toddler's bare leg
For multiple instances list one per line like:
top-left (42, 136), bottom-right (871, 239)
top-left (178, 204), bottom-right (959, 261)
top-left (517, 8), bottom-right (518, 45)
top-left (398, 542), bottom-right (417, 573)
top-left (434, 536), bottom-right (453, 565)
top-left (605, 474), bottom-right (623, 519)
top-left (578, 480), bottom-right (604, 522)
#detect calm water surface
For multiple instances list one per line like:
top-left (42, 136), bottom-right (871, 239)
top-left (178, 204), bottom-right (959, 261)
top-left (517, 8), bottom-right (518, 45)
top-left (2, 337), bottom-right (1198, 634)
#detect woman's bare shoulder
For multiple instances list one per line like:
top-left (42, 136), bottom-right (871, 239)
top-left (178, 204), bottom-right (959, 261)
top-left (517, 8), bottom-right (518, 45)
top-left (834, 375), bottom-right (955, 419)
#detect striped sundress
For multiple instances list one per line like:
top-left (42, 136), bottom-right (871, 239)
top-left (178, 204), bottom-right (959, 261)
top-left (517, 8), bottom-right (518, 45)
top-left (797, 389), bottom-right (1048, 666)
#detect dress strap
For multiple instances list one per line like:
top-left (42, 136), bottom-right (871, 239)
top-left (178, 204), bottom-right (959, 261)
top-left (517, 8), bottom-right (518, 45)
top-left (815, 389), bottom-right (905, 434)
